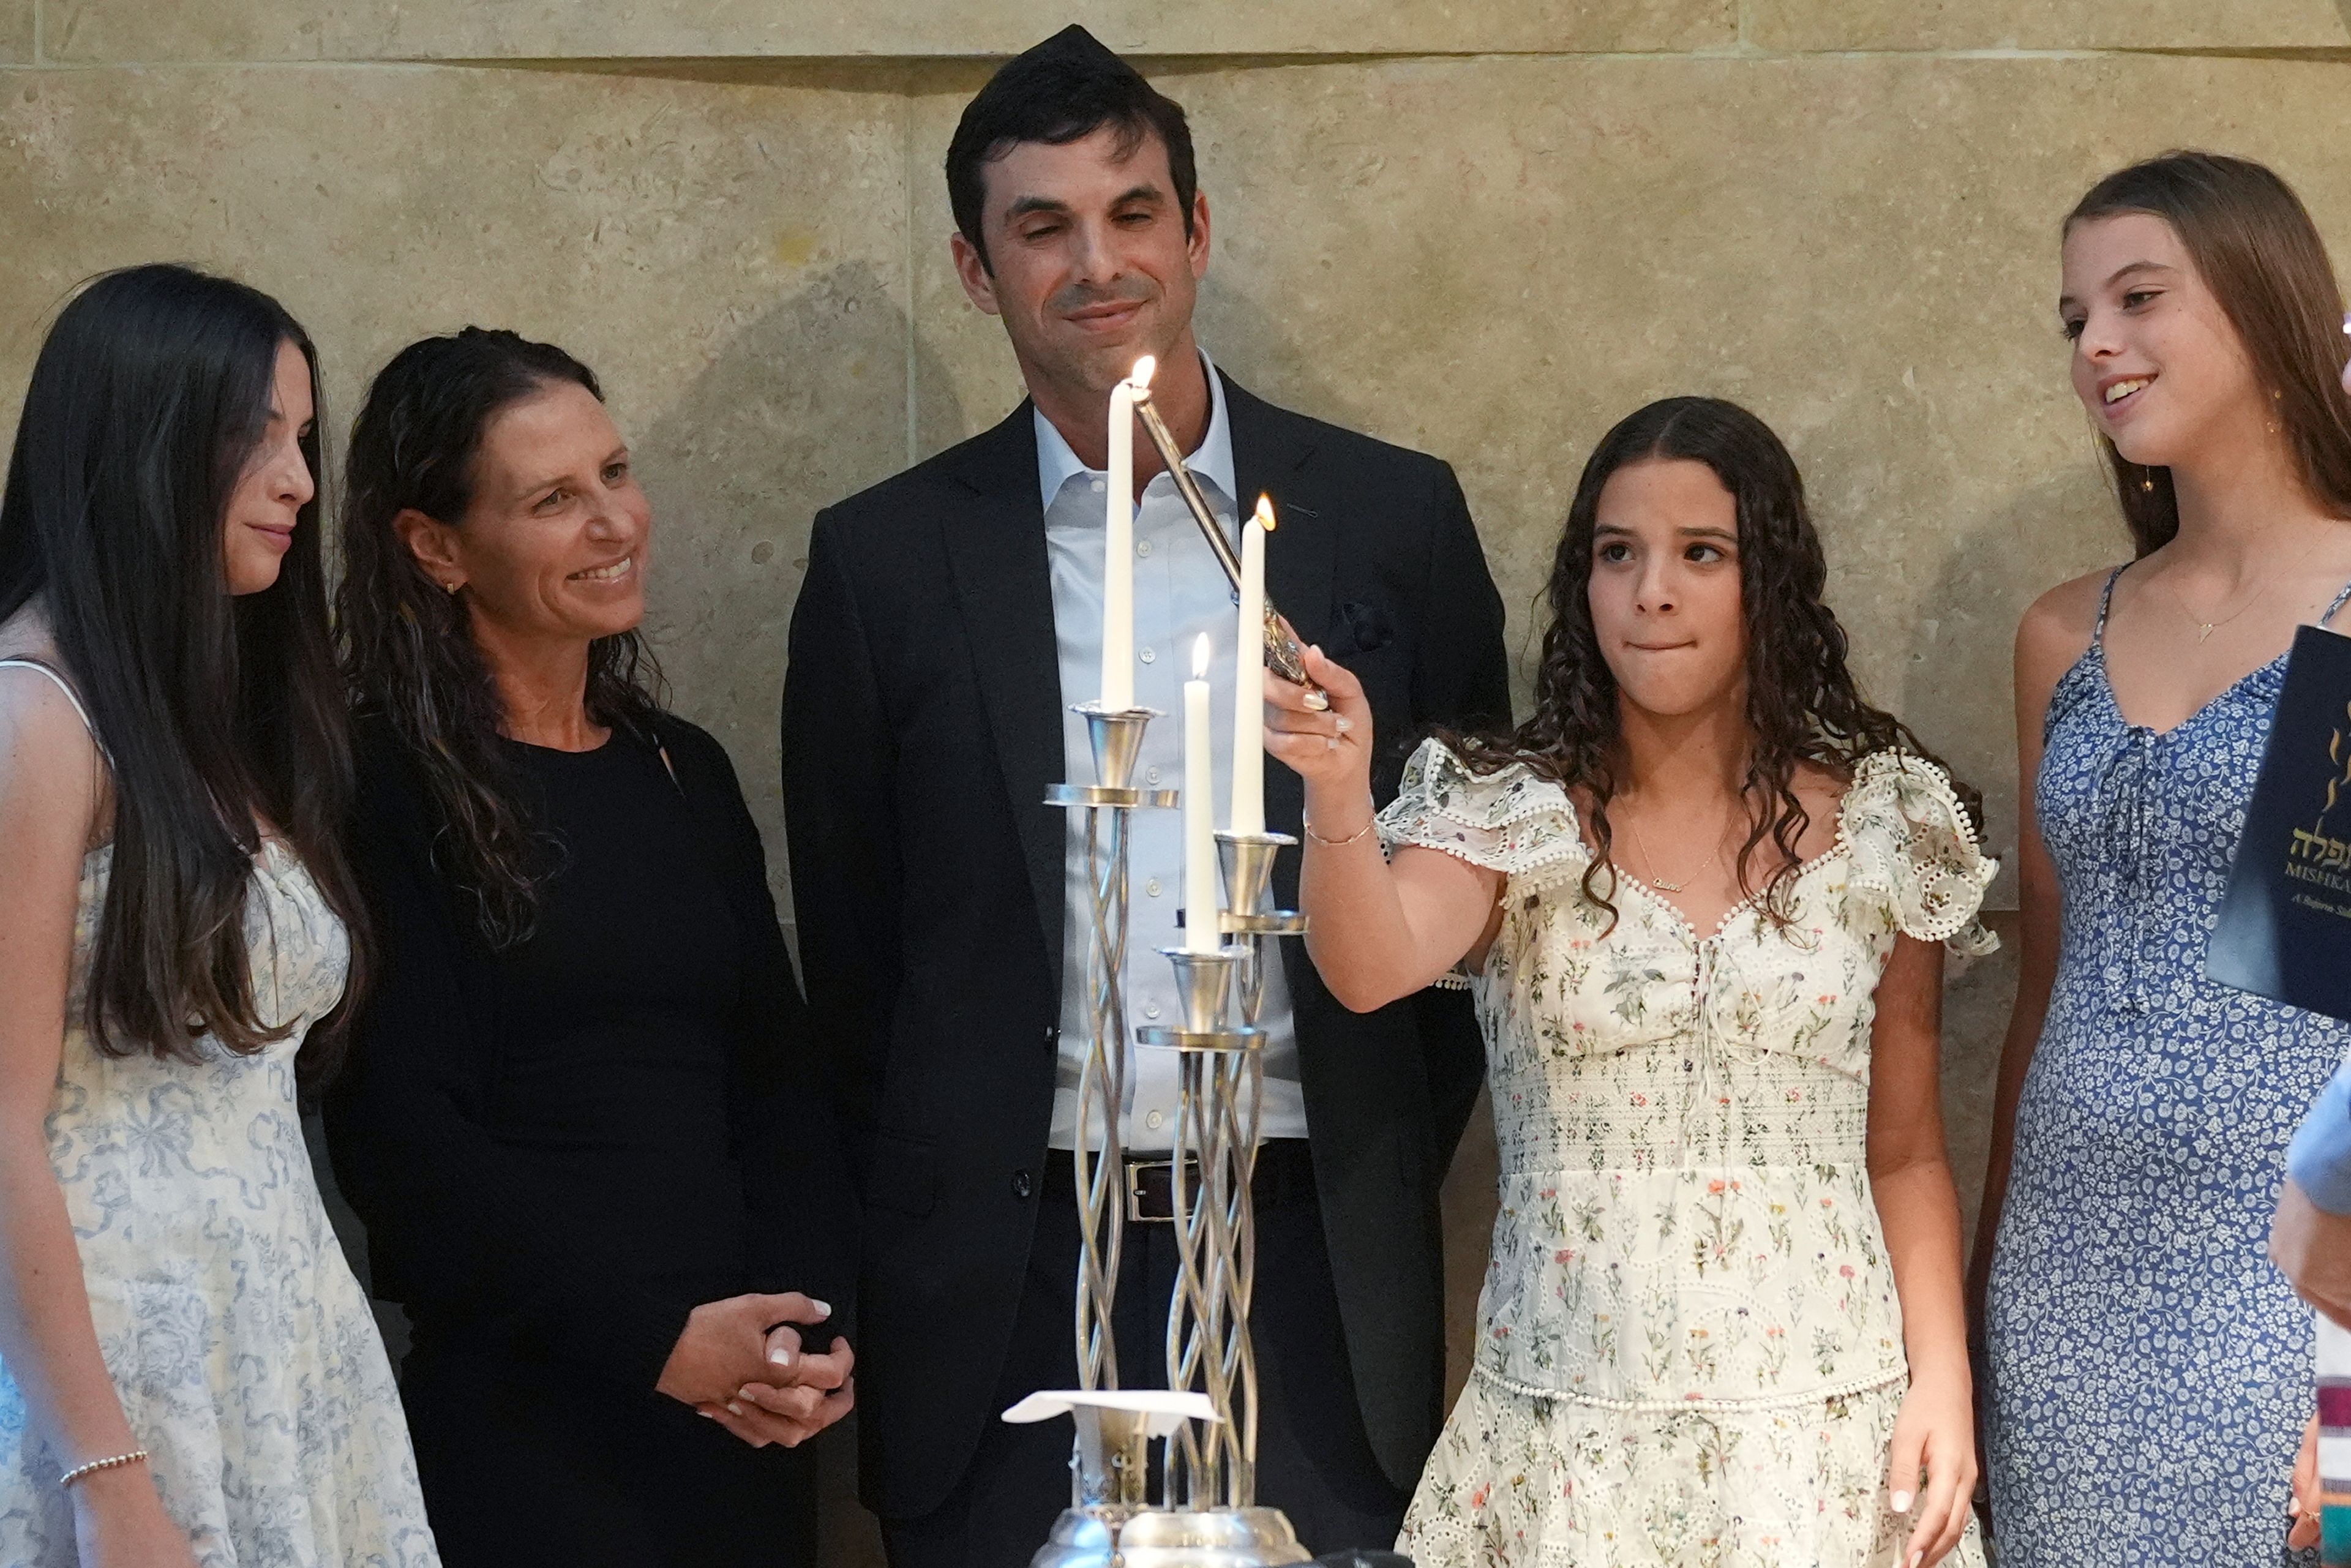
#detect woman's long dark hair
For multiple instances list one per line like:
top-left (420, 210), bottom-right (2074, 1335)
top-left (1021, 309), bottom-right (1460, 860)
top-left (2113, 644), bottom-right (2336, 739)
top-left (2067, 152), bottom-right (2351, 555)
top-left (0, 263), bottom-right (366, 1068)
top-left (336, 328), bottom-right (662, 949)
top-left (1454, 396), bottom-right (1978, 928)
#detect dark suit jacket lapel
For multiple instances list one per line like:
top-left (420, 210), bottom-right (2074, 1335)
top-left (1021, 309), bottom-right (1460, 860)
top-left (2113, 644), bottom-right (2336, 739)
top-left (1226, 373), bottom-right (1335, 653)
top-left (940, 403), bottom-right (1068, 988)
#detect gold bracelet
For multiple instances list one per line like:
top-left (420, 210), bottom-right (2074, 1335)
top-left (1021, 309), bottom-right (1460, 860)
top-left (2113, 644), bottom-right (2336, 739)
top-left (1302, 811), bottom-right (1378, 848)
top-left (60, 1449), bottom-right (148, 1488)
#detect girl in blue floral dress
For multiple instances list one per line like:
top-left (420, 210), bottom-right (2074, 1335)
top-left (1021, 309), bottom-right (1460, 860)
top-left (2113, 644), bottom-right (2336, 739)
top-left (1974, 152), bottom-right (2351, 1567)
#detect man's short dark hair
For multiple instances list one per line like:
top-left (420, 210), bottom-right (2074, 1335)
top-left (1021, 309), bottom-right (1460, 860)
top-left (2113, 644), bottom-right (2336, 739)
top-left (946, 24), bottom-right (1197, 274)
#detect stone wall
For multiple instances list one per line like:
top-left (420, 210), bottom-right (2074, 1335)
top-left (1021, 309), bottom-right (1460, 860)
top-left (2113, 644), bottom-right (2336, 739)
top-left (7, 4), bottom-right (2348, 1555)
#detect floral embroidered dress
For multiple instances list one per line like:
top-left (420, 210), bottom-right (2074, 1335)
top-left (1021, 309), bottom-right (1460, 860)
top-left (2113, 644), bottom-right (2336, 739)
top-left (1379, 738), bottom-right (1995, 1568)
top-left (0, 662), bottom-right (437, 1567)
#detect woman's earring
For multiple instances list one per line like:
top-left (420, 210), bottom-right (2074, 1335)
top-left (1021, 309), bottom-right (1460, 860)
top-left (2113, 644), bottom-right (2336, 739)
top-left (2140, 475), bottom-right (2155, 493)
top-left (445, 580), bottom-right (462, 596)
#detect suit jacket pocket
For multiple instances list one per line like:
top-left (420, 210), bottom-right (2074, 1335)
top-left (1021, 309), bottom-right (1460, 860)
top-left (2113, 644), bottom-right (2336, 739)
top-left (866, 1131), bottom-right (938, 1218)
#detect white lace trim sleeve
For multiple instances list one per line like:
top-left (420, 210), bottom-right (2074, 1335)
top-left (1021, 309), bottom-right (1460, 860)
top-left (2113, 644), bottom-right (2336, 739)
top-left (1375, 737), bottom-right (1589, 880)
top-left (1839, 751), bottom-right (2000, 956)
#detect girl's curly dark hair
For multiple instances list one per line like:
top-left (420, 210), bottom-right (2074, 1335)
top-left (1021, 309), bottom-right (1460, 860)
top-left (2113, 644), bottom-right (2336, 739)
top-left (335, 328), bottom-right (663, 948)
top-left (1451, 396), bottom-right (1979, 929)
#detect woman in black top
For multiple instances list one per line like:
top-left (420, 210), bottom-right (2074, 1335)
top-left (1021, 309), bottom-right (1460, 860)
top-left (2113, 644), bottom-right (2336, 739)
top-left (324, 328), bottom-right (853, 1566)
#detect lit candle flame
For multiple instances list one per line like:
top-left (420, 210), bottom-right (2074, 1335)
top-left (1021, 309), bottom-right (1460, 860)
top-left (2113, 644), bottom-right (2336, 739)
top-left (1192, 632), bottom-right (1211, 680)
top-left (1131, 354), bottom-right (1157, 389)
top-left (1254, 493), bottom-right (1276, 532)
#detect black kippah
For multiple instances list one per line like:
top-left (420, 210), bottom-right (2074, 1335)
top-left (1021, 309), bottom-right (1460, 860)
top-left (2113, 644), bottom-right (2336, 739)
top-left (1016, 23), bottom-right (1129, 73)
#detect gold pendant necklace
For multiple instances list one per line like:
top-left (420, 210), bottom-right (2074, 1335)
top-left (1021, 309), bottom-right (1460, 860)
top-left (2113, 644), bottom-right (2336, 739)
top-left (2167, 531), bottom-right (2323, 644)
top-left (1629, 808), bottom-right (1725, 894)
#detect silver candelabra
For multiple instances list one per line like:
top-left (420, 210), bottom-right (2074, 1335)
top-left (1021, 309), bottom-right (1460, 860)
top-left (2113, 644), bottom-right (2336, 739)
top-left (1026, 702), bottom-right (1312, 1568)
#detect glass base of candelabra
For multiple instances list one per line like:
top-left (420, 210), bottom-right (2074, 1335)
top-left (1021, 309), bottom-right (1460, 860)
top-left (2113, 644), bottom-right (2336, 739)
top-left (1032, 1504), bottom-right (1312, 1568)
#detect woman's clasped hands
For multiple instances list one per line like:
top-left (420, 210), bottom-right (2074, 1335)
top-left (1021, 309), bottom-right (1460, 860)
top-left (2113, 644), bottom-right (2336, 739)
top-left (655, 1290), bottom-right (854, 1449)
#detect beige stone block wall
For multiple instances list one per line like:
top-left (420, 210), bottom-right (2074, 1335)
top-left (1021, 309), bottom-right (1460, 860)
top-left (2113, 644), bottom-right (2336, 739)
top-left (1751, 0), bottom-right (2351, 51)
top-left (5, 7), bottom-right (2350, 1557)
top-left (48, 0), bottom-right (1734, 62)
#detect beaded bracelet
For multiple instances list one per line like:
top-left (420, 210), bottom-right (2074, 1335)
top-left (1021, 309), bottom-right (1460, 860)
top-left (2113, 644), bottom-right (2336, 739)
top-left (60, 1449), bottom-right (148, 1488)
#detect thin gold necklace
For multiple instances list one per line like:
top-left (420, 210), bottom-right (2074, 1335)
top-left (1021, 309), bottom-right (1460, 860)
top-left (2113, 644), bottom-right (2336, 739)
top-left (2164, 533), bottom-right (2322, 643)
top-left (1627, 804), bottom-right (1731, 895)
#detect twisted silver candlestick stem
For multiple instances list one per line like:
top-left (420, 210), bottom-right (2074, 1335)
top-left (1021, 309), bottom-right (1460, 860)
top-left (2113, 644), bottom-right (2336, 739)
top-left (1044, 705), bottom-right (1176, 1397)
top-left (1137, 831), bottom-right (1305, 1525)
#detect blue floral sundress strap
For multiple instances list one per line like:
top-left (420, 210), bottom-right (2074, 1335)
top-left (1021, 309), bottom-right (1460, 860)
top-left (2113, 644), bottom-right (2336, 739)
top-left (2323, 573), bottom-right (2351, 626)
top-left (2092, 565), bottom-right (2126, 642)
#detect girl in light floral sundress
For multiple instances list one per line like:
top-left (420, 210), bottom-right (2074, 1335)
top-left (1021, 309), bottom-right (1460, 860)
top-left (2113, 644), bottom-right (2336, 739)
top-left (1265, 397), bottom-right (1989, 1567)
top-left (0, 266), bottom-right (433, 1567)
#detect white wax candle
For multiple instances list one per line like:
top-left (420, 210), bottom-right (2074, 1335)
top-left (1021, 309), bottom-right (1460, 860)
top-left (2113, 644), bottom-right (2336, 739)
top-left (1184, 633), bottom-right (1218, 953)
top-left (1098, 356), bottom-right (1152, 712)
top-left (1230, 497), bottom-right (1271, 836)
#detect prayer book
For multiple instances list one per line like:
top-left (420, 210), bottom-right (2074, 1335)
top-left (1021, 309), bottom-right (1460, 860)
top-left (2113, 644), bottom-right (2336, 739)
top-left (2208, 623), bottom-right (2351, 1022)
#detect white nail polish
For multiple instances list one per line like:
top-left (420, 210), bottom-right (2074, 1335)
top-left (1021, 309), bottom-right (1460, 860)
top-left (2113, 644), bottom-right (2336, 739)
top-left (812, 1300), bottom-right (831, 1317)
top-left (769, 1346), bottom-right (793, 1367)
top-left (1334, 716), bottom-right (1353, 732)
top-left (726, 1400), bottom-right (744, 1416)
top-left (1889, 1491), bottom-right (1911, 1514)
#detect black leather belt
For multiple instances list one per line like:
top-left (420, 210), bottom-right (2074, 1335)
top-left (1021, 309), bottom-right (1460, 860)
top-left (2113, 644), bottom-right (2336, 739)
top-left (1043, 1139), bottom-right (1316, 1223)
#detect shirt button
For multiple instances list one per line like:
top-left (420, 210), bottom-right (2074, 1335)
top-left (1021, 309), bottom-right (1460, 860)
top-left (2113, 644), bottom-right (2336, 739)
top-left (1012, 1169), bottom-right (1033, 1200)
top-left (1146, 1110), bottom-right (1165, 1131)
top-left (1145, 766), bottom-right (1162, 784)
top-left (1139, 647), bottom-right (1157, 664)
top-left (1136, 540), bottom-right (1153, 557)
top-left (1144, 1003), bottom-right (1163, 1020)
top-left (1089, 478), bottom-right (1104, 493)
top-left (1145, 878), bottom-right (1163, 897)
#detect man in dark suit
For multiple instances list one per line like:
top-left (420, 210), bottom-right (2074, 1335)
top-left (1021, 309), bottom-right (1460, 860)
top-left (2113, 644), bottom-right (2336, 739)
top-left (783, 26), bottom-right (1507, 1566)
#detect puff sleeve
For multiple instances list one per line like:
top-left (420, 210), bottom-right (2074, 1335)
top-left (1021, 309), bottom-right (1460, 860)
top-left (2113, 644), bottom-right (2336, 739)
top-left (1841, 751), bottom-right (2000, 958)
top-left (1376, 737), bottom-right (1589, 880)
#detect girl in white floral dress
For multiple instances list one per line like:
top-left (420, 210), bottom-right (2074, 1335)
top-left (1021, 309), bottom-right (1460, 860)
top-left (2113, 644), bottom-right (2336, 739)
top-left (1265, 397), bottom-right (1989, 1567)
top-left (0, 268), bottom-right (434, 1566)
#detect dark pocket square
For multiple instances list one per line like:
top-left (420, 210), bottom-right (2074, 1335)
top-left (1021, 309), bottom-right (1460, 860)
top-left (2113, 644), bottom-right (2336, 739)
top-left (1339, 599), bottom-right (1394, 652)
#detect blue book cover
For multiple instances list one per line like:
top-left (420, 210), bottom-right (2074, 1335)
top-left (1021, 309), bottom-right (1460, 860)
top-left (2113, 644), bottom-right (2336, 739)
top-left (2208, 623), bottom-right (2351, 1022)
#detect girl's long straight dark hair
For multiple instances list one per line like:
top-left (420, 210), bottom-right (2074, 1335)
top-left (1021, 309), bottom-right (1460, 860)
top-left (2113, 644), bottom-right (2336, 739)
top-left (336, 328), bottom-right (662, 949)
top-left (0, 263), bottom-right (366, 1073)
top-left (2067, 152), bottom-right (2351, 555)
top-left (1452, 396), bottom-right (1979, 929)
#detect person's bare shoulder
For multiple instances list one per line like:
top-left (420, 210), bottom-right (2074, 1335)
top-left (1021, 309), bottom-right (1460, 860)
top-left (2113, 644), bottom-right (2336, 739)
top-left (2015, 566), bottom-right (2113, 700)
top-left (0, 662), bottom-right (105, 846)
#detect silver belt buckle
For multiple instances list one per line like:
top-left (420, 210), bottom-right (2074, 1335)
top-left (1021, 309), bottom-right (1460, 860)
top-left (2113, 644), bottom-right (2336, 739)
top-left (1125, 1158), bottom-right (1177, 1223)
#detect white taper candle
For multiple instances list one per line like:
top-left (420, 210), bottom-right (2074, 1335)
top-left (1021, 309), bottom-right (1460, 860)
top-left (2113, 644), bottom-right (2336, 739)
top-left (1099, 356), bottom-right (1153, 711)
top-left (1230, 496), bottom-right (1271, 835)
top-left (1184, 633), bottom-right (1218, 953)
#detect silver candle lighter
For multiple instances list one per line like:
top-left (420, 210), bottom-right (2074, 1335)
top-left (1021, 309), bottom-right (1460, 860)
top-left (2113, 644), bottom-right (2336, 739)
top-left (1128, 388), bottom-right (1330, 712)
